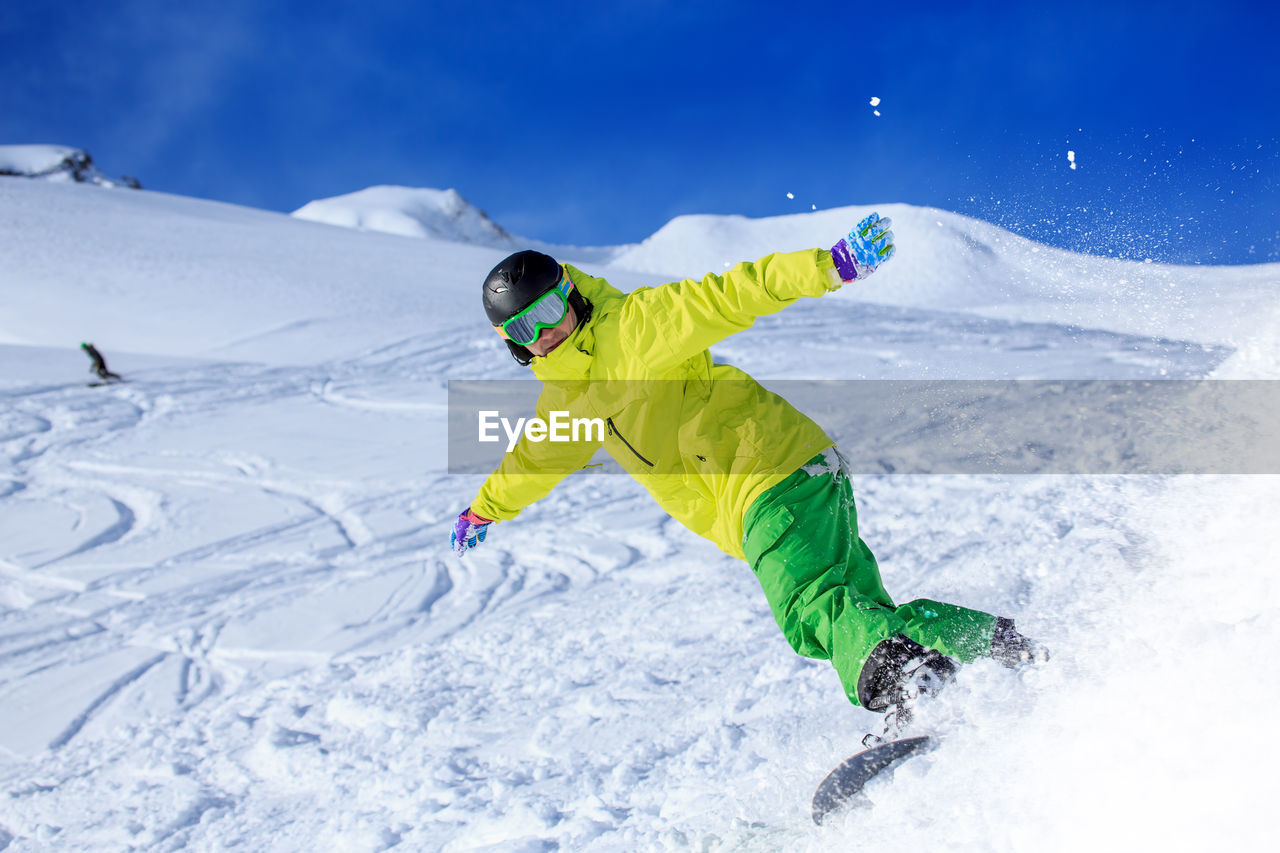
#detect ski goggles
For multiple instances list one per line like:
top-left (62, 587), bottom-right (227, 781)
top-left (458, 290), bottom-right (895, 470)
top-left (493, 271), bottom-right (574, 346)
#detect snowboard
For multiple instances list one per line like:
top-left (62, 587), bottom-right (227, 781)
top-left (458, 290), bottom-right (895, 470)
top-left (811, 735), bottom-right (933, 825)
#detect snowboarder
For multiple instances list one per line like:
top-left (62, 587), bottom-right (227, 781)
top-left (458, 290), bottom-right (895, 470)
top-left (80, 342), bottom-right (123, 383)
top-left (450, 215), bottom-right (1046, 741)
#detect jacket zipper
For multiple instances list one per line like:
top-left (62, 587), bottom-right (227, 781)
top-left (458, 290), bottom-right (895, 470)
top-left (606, 417), bottom-right (654, 467)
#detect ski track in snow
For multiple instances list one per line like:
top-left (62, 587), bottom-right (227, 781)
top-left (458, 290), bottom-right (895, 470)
top-left (2, 315), bottom-right (1268, 851)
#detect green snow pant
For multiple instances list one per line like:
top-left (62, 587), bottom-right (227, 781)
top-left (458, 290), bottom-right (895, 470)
top-left (741, 450), bottom-right (999, 707)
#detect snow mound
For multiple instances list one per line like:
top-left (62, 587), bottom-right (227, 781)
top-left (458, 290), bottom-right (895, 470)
top-left (292, 185), bottom-right (516, 248)
top-left (0, 144), bottom-right (140, 189)
top-left (610, 203), bottom-right (1280, 360)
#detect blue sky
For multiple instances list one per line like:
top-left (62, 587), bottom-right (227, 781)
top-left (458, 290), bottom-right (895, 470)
top-left (3, 0), bottom-right (1277, 264)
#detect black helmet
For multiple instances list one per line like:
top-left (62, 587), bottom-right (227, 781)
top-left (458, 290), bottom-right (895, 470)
top-left (482, 250), bottom-right (592, 364)
top-left (483, 250), bottom-right (562, 326)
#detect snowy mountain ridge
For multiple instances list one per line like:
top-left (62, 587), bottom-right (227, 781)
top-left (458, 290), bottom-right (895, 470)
top-left (0, 144), bottom-right (140, 189)
top-left (291, 185), bottom-right (517, 248)
top-left (4, 173), bottom-right (1277, 375)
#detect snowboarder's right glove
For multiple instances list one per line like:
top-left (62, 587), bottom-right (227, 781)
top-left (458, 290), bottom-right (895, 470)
top-left (830, 212), bottom-right (896, 284)
top-left (450, 507), bottom-right (492, 557)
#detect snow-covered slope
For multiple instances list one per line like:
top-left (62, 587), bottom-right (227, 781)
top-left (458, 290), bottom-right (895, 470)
top-left (292, 185), bottom-right (517, 248)
top-left (1, 178), bottom-right (1278, 851)
top-left (0, 179), bottom-right (475, 364)
top-left (286, 186), bottom-right (1280, 375)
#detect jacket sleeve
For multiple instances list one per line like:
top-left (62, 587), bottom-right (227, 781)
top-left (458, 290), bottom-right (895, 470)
top-left (618, 248), bottom-right (839, 372)
top-left (469, 385), bottom-right (604, 522)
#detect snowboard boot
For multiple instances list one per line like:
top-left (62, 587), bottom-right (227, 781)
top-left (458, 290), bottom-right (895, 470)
top-left (857, 635), bottom-right (958, 748)
top-left (989, 617), bottom-right (1050, 668)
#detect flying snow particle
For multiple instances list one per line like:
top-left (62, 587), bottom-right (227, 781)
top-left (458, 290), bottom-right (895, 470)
top-left (787, 192), bottom-right (794, 199)
top-left (870, 97), bottom-right (881, 106)
top-left (1068, 150), bottom-right (1077, 170)
top-left (873, 111), bottom-right (881, 117)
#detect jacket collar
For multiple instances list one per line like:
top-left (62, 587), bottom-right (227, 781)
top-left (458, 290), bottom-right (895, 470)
top-left (529, 266), bottom-right (623, 383)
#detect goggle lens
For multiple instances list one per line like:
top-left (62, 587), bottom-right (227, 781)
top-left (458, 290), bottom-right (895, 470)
top-left (497, 274), bottom-right (572, 346)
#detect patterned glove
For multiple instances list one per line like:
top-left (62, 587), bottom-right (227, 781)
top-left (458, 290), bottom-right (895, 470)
top-left (830, 212), bottom-right (896, 283)
top-left (450, 507), bottom-right (492, 556)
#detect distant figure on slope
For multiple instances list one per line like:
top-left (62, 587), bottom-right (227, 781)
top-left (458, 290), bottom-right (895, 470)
top-left (80, 342), bottom-right (123, 383)
top-left (450, 216), bottom-right (1047, 744)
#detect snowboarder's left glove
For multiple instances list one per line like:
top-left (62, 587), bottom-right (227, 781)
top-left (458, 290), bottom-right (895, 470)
top-left (450, 507), bottom-right (492, 556)
top-left (830, 212), bottom-right (896, 284)
top-left (989, 617), bottom-right (1050, 668)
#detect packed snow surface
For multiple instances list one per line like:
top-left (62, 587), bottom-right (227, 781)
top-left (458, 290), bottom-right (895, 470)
top-left (1, 177), bottom-right (1278, 850)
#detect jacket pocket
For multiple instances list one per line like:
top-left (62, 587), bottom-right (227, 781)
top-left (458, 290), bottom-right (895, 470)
top-left (606, 417), bottom-right (654, 467)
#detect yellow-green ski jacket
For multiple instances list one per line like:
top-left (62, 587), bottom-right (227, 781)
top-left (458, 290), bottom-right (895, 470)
top-left (471, 249), bottom-right (840, 561)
